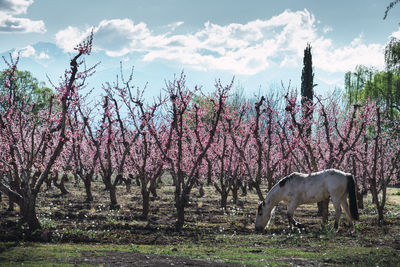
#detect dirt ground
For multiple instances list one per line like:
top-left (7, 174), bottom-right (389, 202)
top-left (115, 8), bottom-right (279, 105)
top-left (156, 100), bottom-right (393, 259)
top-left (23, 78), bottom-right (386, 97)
top-left (1, 178), bottom-right (399, 266)
top-left (65, 250), bottom-right (236, 267)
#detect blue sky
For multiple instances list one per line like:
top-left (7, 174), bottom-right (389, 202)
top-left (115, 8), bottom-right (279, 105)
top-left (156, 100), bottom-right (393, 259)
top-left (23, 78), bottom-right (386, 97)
top-left (1, 0), bottom-right (400, 98)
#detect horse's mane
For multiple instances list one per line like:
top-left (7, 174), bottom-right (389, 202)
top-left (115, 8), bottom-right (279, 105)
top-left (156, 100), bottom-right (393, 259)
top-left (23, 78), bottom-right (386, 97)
top-left (278, 173), bottom-right (298, 187)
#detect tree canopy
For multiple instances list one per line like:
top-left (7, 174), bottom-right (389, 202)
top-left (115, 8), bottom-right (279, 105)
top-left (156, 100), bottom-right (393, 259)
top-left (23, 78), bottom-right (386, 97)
top-left (0, 66), bottom-right (52, 113)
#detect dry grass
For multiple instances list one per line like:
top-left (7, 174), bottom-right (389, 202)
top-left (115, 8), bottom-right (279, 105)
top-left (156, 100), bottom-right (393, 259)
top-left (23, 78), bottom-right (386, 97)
top-left (0, 179), bottom-right (399, 266)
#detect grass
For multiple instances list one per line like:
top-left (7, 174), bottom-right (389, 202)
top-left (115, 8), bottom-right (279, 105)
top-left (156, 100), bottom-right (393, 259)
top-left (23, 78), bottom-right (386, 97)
top-left (1, 183), bottom-right (400, 266)
top-left (0, 242), bottom-right (79, 266)
top-left (0, 241), bottom-right (398, 266)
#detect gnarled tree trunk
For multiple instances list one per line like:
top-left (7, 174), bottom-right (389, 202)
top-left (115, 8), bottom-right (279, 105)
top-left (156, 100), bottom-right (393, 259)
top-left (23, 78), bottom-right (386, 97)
top-left (83, 177), bottom-right (93, 202)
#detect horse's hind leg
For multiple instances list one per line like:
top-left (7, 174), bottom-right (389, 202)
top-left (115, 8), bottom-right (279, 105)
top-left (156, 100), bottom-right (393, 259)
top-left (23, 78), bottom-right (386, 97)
top-left (341, 199), bottom-right (355, 232)
top-left (332, 199), bottom-right (342, 231)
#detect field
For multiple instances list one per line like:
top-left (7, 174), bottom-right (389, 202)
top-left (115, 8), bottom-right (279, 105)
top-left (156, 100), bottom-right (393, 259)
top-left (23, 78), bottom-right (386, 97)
top-left (0, 179), bottom-right (399, 266)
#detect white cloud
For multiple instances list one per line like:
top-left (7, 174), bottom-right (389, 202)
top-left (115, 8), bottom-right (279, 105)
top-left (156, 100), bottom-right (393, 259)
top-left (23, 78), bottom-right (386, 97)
top-left (0, 16), bottom-right (45, 33)
top-left (37, 51), bottom-right (49, 59)
top-left (0, 0), bottom-right (46, 33)
top-left (167, 21), bottom-right (184, 32)
top-left (55, 26), bottom-right (90, 53)
top-left (95, 19), bottom-right (151, 56)
top-left (0, 0), bottom-right (33, 15)
top-left (16, 45), bottom-right (35, 57)
top-left (390, 27), bottom-right (400, 39)
top-left (322, 26), bottom-right (332, 34)
top-left (54, 9), bottom-right (386, 75)
top-left (55, 19), bottom-right (152, 56)
top-left (313, 36), bottom-right (384, 72)
top-left (13, 45), bottom-right (50, 60)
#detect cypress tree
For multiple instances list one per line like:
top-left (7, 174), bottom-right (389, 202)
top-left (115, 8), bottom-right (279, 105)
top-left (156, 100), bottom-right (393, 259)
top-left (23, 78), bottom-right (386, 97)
top-left (301, 43), bottom-right (314, 136)
top-left (301, 43), bottom-right (328, 220)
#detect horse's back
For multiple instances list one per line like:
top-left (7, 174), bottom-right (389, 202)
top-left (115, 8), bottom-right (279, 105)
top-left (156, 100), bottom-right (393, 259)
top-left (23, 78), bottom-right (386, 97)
top-left (323, 169), bottom-right (351, 199)
top-left (280, 169), bottom-right (350, 204)
top-left (323, 169), bottom-right (349, 186)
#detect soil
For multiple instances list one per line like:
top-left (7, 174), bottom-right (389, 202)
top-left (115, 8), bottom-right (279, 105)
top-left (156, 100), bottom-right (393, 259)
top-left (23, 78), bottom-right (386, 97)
top-left (0, 178), bottom-right (399, 266)
top-left (66, 250), bottom-right (236, 267)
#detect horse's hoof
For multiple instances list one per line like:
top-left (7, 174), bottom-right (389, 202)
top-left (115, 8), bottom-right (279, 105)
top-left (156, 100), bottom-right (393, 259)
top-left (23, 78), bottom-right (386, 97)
top-left (295, 223), bottom-right (304, 228)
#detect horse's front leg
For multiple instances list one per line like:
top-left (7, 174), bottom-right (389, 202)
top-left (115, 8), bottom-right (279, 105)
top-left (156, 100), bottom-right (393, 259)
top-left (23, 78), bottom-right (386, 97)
top-left (287, 202), bottom-right (302, 230)
top-left (286, 213), bottom-right (294, 230)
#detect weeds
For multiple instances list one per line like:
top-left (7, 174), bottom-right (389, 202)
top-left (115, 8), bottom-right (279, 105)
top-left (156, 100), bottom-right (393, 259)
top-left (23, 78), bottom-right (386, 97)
top-left (0, 184), bottom-right (399, 266)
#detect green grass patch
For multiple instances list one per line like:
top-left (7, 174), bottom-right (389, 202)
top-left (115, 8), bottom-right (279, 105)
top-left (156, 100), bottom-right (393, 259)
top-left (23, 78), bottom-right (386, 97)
top-left (0, 243), bottom-right (80, 266)
top-left (0, 243), bottom-right (137, 266)
top-left (129, 242), bottom-right (399, 266)
top-left (0, 241), bottom-right (399, 266)
top-left (130, 243), bottom-right (318, 266)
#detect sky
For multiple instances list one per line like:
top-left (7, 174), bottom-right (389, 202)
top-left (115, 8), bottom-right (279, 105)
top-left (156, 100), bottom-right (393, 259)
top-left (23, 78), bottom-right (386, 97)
top-left (1, 0), bottom-right (400, 98)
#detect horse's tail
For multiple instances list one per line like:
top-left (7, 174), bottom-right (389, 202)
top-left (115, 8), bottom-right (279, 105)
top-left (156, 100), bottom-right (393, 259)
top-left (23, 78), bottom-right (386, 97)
top-left (347, 174), bottom-right (359, 221)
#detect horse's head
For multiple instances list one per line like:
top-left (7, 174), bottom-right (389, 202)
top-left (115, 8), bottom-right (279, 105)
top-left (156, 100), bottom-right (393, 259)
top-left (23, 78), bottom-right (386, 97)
top-left (255, 200), bottom-right (275, 232)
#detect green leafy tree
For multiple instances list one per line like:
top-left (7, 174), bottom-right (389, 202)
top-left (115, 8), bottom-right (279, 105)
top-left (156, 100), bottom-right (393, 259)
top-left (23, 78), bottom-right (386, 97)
top-left (0, 67), bottom-right (53, 113)
top-left (385, 38), bottom-right (400, 71)
top-left (345, 38), bottom-right (400, 122)
top-left (344, 65), bottom-right (376, 106)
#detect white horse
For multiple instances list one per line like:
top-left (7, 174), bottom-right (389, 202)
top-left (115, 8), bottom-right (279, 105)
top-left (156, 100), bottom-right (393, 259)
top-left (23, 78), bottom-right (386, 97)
top-left (255, 169), bottom-right (359, 232)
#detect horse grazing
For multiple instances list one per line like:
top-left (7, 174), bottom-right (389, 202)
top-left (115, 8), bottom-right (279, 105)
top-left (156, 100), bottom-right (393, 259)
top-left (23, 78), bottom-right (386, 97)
top-left (255, 169), bottom-right (359, 232)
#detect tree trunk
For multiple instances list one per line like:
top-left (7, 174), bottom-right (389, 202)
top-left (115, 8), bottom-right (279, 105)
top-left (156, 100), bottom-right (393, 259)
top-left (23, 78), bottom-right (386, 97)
top-left (357, 190), bottom-right (364, 209)
top-left (142, 190), bottom-right (150, 219)
top-left (54, 173), bottom-right (69, 195)
top-left (60, 174), bottom-right (69, 194)
top-left (370, 181), bottom-right (384, 226)
top-left (83, 178), bottom-right (93, 202)
top-left (206, 159), bottom-right (212, 186)
top-left (175, 202), bottom-right (185, 231)
top-left (45, 176), bottom-right (52, 191)
top-left (377, 206), bottom-right (384, 226)
top-left (156, 175), bottom-right (163, 189)
top-left (120, 175), bottom-right (131, 193)
top-left (241, 181), bottom-right (247, 196)
top-left (220, 192), bottom-right (228, 209)
top-left (248, 180), bottom-right (254, 191)
top-left (267, 177), bottom-right (274, 190)
top-left (254, 183), bottom-right (264, 201)
top-left (103, 176), bottom-right (111, 191)
top-left (25, 207), bottom-right (41, 232)
top-left (7, 197), bottom-right (14, 211)
top-left (150, 183), bottom-right (158, 198)
top-left (73, 173), bottom-right (80, 187)
top-left (198, 183), bottom-right (205, 198)
top-left (8, 179), bottom-right (18, 211)
top-left (19, 194), bottom-right (41, 232)
top-left (109, 185), bottom-right (119, 210)
top-left (232, 186), bottom-right (238, 204)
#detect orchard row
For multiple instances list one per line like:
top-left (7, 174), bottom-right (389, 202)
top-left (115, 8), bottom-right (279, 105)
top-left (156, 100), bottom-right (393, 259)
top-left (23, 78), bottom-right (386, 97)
top-left (0, 35), bottom-right (399, 232)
